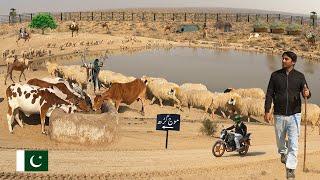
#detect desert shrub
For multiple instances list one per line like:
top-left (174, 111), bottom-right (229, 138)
top-left (253, 20), bottom-right (268, 29)
top-left (200, 119), bottom-right (217, 136)
top-left (286, 23), bottom-right (302, 32)
top-left (270, 21), bottom-right (286, 30)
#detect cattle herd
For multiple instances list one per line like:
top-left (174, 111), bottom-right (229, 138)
top-left (4, 69), bottom-right (320, 135)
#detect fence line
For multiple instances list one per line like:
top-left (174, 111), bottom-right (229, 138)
top-left (0, 11), bottom-right (316, 26)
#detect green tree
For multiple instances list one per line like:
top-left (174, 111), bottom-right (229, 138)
top-left (29, 13), bottom-right (57, 34)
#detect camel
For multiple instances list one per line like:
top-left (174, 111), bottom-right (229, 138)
top-left (101, 22), bottom-right (110, 34)
top-left (5, 58), bottom-right (32, 85)
top-left (69, 22), bottom-right (79, 37)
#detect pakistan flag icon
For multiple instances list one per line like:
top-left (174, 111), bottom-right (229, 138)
top-left (16, 150), bottom-right (48, 172)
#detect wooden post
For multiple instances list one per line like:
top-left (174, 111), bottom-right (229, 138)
top-left (226, 14), bottom-right (228, 21)
top-left (142, 12), bottom-right (145, 21)
top-left (205, 13), bottom-right (207, 22)
top-left (8, 15), bottom-right (11, 24)
top-left (30, 13), bottom-right (33, 21)
top-left (172, 13), bottom-right (175, 21)
top-left (303, 96), bottom-right (307, 172)
top-left (278, 14), bottom-right (281, 20)
top-left (111, 12), bottom-right (114, 21)
top-left (184, 13), bottom-right (187, 22)
top-left (60, 12), bottom-right (63, 21)
top-left (122, 12), bottom-right (125, 21)
top-left (267, 14), bottom-right (269, 22)
top-left (301, 16), bottom-right (303, 25)
top-left (247, 14), bottom-right (250, 22)
top-left (100, 12), bottom-right (103, 21)
top-left (80, 12), bottom-right (82, 21)
top-left (154, 13), bottom-right (156, 21)
top-left (290, 16), bottom-right (293, 23)
top-left (216, 13), bottom-right (219, 22)
top-left (236, 14), bottom-right (239, 22)
top-left (91, 12), bottom-right (94, 21)
top-left (165, 130), bottom-right (169, 149)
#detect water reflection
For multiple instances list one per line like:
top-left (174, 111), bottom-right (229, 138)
top-left (303, 61), bottom-right (315, 74)
top-left (266, 55), bottom-right (278, 72)
top-left (58, 47), bottom-right (319, 104)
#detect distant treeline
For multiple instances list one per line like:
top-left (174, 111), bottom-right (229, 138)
top-left (0, 11), bottom-right (317, 25)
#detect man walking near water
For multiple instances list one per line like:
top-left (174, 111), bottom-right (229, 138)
top-left (264, 51), bottom-right (311, 179)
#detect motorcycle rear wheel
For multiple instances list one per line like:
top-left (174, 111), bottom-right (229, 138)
top-left (212, 140), bottom-right (226, 157)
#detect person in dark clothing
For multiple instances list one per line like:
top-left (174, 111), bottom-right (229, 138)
top-left (225, 115), bottom-right (247, 150)
top-left (264, 51), bottom-right (311, 179)
top-left (92, 59), bottom-right (103, 92)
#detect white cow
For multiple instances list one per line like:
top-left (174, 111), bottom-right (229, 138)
top-left (6, 83), bottom-right (78, 134)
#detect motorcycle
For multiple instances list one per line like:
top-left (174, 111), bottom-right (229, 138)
top-left (212, 129), bottom-right (251, 157)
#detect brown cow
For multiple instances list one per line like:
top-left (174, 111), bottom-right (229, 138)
top-left (27, 78), bottom-right (91, 112)
top-left (93, 79), bottom-right (147, 115)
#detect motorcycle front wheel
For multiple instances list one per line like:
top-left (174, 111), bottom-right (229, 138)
top-left (212, 140), bottom-right (226, 157)
top-left (238, 144), bottom-right (249, 156)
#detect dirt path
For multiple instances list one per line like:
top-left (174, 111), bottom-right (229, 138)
top-left (0, 144), bottom-right (319, 179)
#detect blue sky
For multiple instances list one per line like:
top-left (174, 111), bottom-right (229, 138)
top-left (0, 0), bottom-right (318, 15)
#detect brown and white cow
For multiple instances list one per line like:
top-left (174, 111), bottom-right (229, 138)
top-left (6, 83), bottom-right (78, 134)
top-left (93, 79), bottom-right (147, 115)
top-left (27, 78), bottom-right (91, 112)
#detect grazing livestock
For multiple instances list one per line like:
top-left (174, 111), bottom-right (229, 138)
top-left (229, 97), bottom-right (272, 122)
top-left (27, 78), bottom-right (91, 112)
top-left (93, 79), bottom-right (147, 115)
top-left (6, 83), bottom-right (78, 134)
top-left (224, 88), bottom-right (265, 99)
top-left (69, 21), bottom-right (79, 37)
top-left (180, 83), bottom-right (207, 91)
top-left (5, 58), bottom-right (32, 85)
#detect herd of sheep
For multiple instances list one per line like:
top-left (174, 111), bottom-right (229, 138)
top-left (46, 62), bottom-right (320, 130)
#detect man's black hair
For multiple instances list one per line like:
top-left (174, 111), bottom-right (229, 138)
top-left (282, 51), bottom-right (297, 62)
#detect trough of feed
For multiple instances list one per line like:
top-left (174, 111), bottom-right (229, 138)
top-left (49, 104), bottom-right (118, 145)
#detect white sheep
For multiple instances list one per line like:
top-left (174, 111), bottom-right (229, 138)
top-left (180, 83), bottom-right (207, 91)
top-left (147, 80), bottom-right (180, 108)
top-left (185, 90), bottom-right (215, 116)
top-left (225, 88), bottom-right (265, 99)
top-left (141, 75), bottom-right (168, 84)
top-left (52, 65), bottom-right (88, 89)
top-left (98, 70), bottom-right (135, 85)
top-left (46, 61), bottom-right (59, 76)
top-left (230, 96), bottom-right (273, 122)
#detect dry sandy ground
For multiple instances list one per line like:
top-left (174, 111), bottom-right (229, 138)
top-left (0, 27), bottom-right (319, 179)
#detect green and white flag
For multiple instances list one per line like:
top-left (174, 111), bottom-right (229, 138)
top-left (16, 150), bottom-right (48, 172)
